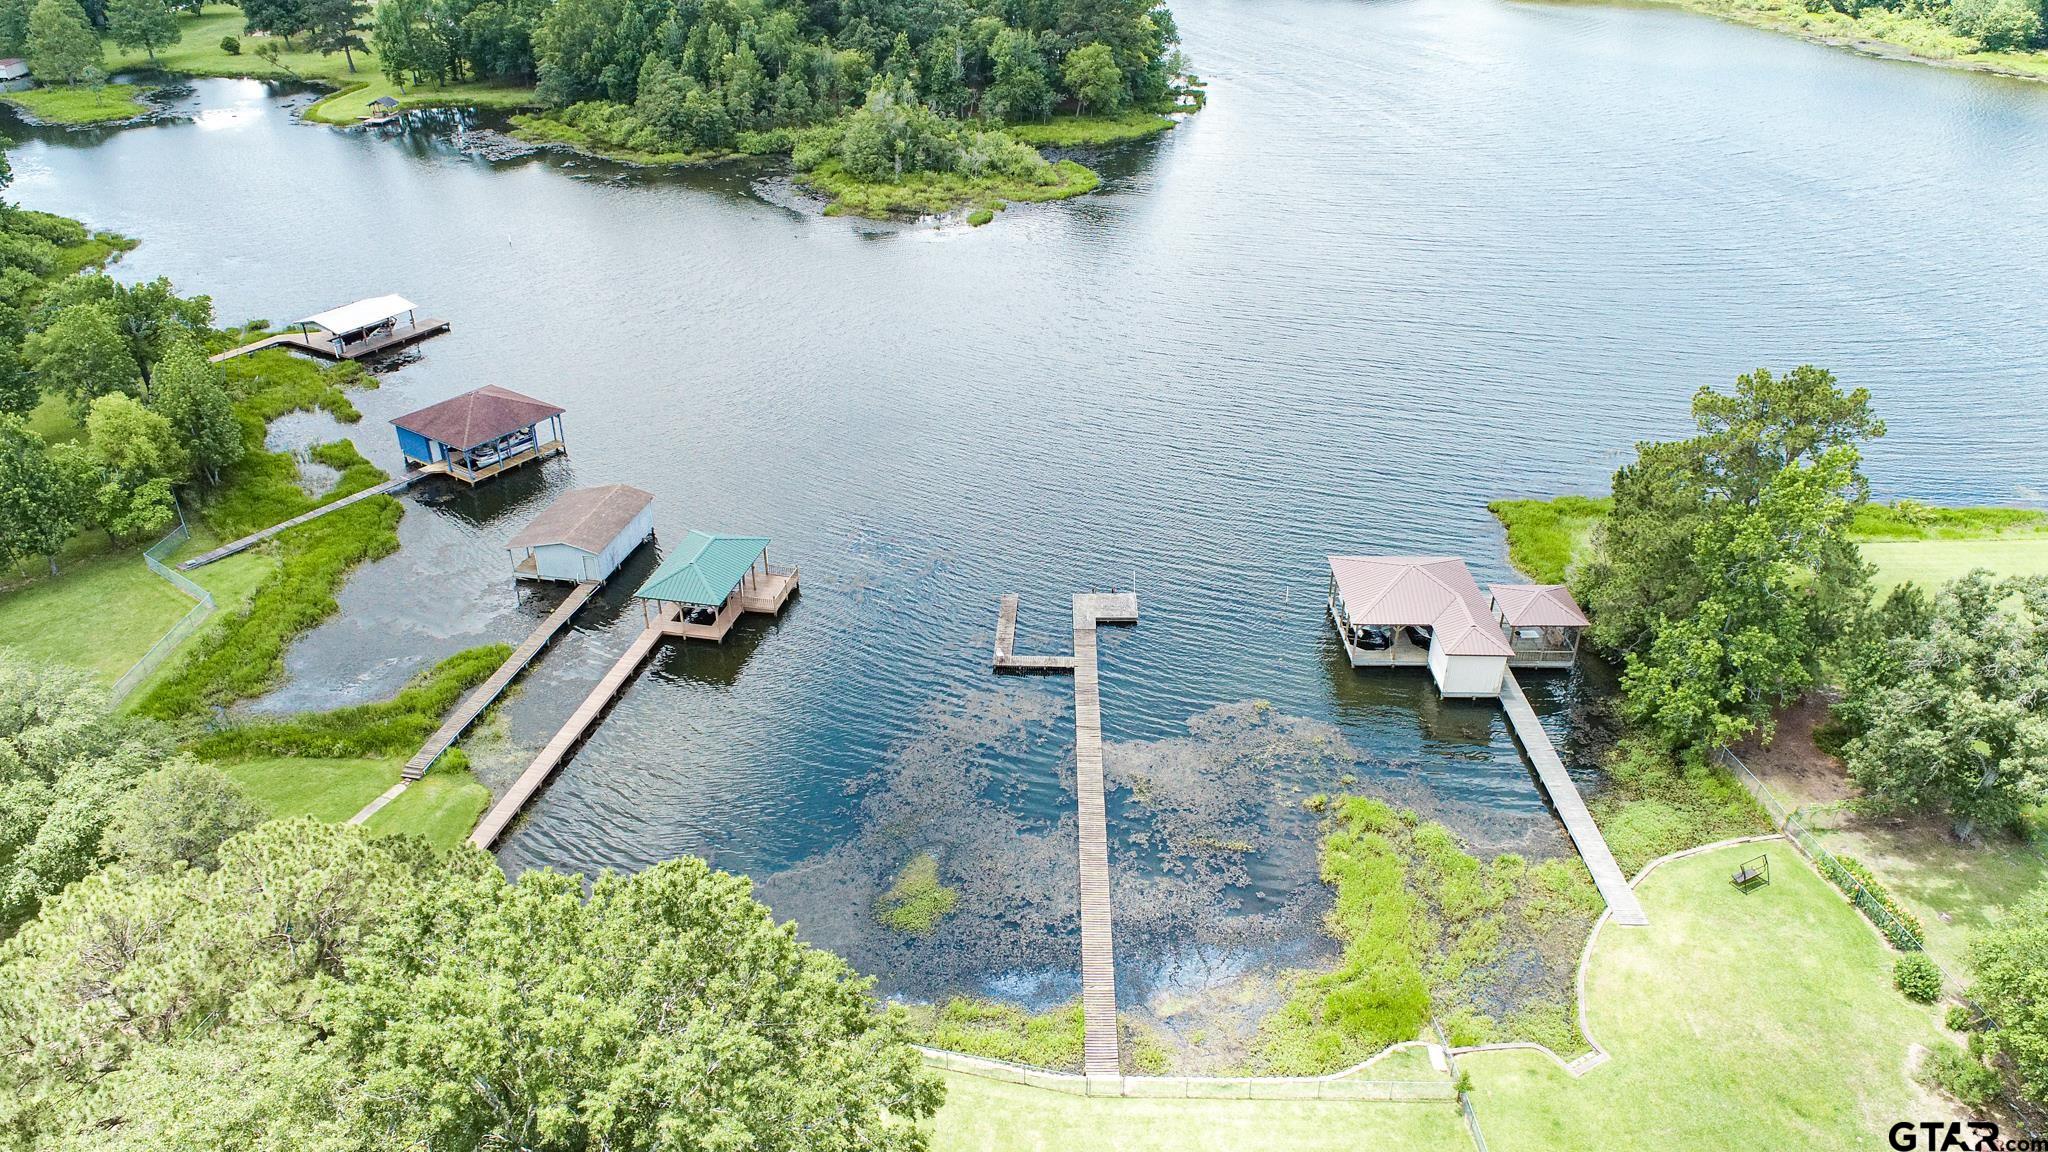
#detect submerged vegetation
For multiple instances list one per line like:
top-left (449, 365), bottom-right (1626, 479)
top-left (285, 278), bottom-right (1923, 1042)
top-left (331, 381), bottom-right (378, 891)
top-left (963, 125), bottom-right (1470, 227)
top-left (875, 851), bottom-right (959, 935)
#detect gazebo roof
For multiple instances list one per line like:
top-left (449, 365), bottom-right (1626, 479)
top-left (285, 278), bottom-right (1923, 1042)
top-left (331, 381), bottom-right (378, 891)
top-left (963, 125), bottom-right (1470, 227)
top-left (1328, 555), bottom-right (1514, 657)
top-left (391, 385), bottom-right (564, 451)
top-left (635, 531), bottom-right (769, 607)
top-left (507, 485), bottom-right (653, 554)
top-left (300, 294), bottom-right (416, 335)
top-left (1490, 583), bottom-right (1591, 628)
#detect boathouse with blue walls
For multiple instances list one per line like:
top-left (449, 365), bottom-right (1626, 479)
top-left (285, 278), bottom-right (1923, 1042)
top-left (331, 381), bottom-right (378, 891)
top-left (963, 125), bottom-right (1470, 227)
top-left (391, 385), bottom-right (568, 486)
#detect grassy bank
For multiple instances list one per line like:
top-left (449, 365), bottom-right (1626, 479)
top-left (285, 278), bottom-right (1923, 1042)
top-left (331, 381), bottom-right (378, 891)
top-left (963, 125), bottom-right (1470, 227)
top-left (1, 84), bottom-right (153, 125)
top-left (104, 4), bottom-right (539, 124)
top-left (222, 753), bottom-right (490, 852)
top-left (506, 111), bottom-right (733, 165)
top-left (1614, 0), bottom-right (2048, 82)
top-left (904, 998), bottom-right (1170, 1076)
top-left (1254, 797), bottom-right (1603, 1073)
top-left (1487, 496), bottom-right (1610, 584)
top-left (1490, 496), bottom-right (2048, 593)
top-left (1002, 111), bottom-right (1177, 147)
top-left (1464, 842), bottom-right (1951, 1151)
top-left (800, 157), bottom-right (1099, 219)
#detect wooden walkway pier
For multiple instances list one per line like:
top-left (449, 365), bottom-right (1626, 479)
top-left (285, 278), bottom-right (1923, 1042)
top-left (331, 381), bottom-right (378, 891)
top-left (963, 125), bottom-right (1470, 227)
top-left (1500, 672), bottom-right (1648, 926)
top-left (180, 470), bottom-right (429, 571)
top-left (402, 581), bottom-right (600, 781)
top-left (209, 319), bottom-right (451, 364)
top-left (994, 591), bottom-right (1138, 1078)
top-left (468, 602), bottom-right (680, 849)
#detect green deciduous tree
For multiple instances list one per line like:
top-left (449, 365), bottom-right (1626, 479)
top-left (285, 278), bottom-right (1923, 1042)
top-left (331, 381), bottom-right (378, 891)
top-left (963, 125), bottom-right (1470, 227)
top-left (0, 655), bottom-right (175, 929)
top-left (23, 0), bottom-right (100, 84)
top-left (0, 415), bottom-right (88, 571)
top-left (1842, 572), bottom-right (2048, 837)
top-left (84, 392), bottom-right (185, 538)
top-left (303, 0), bottom-right (368, 71)
top-left (1970, 882), bottom-right (2048, 1106)
top-left (1578, 366), bottom-right (1883, 750)
top-left (1061, 41), bottom-right (1120, 115)
top-left (105, 0), bottom-right (179, 61)
top-left (103, 761), bottom-right (267, 874)
top-left (148, 339), bottom-right (242, 485)
top-left (24, 301), bottom-right (137, 414)
top-left (1948, 0), bottom-right (2044, 50)
top-left (0, 819), bottom-right (944, 1149)
top-left (240, 0), bottom-right (308, 47)
top-left (0, 0), bottom-right (32, 58)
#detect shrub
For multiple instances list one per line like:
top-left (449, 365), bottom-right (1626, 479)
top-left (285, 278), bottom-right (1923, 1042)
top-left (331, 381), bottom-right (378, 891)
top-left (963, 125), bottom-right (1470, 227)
top-left (1924, 1042), bottom-right (2003, 1110)
top-left (1895, 954), bottom-right (1943, 1003)
top-left (1948, 0), bottom-right (2044, 49)
top-left (966, 207), bottom-right (993, 227)
top-left (1819, 852), bottom-right (1926, 950)
top-left (1946, 1004), bottom-right (1977, 1032)
top-left (220, 35), bottom-right (240, 54)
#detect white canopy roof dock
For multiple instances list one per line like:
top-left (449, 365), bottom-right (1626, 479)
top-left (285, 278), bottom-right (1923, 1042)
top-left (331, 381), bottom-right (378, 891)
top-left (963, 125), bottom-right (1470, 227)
top-left (208, 293), bottom-right (450, 363)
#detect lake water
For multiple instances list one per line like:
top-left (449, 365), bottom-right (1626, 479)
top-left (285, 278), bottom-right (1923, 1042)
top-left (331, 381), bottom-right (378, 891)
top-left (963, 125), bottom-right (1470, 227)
top-left (14, 0), bottom-right (2048, 1053)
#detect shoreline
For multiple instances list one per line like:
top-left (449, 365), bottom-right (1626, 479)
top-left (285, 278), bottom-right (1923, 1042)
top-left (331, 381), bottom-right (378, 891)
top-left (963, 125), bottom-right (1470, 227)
top-left (1555, 0), bottom-right (2048, 85)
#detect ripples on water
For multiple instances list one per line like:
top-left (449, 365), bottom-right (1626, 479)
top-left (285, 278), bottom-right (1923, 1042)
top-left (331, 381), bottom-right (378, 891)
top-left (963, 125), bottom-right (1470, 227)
top-left (14, 0), bottom-right (2046, 1013)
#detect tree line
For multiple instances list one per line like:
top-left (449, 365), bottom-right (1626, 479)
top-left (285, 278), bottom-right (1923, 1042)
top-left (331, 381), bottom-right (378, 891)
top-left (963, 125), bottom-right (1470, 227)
top-left (0, 155), bottom-right (240, 572)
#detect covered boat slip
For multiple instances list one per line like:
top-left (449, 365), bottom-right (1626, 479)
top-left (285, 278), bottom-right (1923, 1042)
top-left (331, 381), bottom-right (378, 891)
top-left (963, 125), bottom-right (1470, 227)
top-left (1326, 556), bottom-right (1591, 692)
top-left (210, 294), bottom-right (450, 362)
top-left (636, 530), bottom-right (799, 642)
top-left (392, 385), bottom-right (568, 486)
top-left (508, 484), bottom-right (656, 583)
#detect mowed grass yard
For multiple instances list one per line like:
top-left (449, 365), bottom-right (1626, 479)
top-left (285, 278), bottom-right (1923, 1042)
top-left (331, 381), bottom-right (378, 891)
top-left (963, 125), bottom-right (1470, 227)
top-left (1463, 843), bottom-right (1951, 1152)
top-left (1813, 818), bottom-right (2048, 974)
top-left (928, 1072), bottom-right (1473, 1152)
top-left (222, 756), bottom-right (489, 853)
top-left (106, 5), bottom-right (539, 123)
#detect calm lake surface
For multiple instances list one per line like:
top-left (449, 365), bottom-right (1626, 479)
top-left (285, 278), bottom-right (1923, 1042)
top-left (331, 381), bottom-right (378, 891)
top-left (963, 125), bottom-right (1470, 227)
top-left (16, 0), bottom-right (2048, 1039)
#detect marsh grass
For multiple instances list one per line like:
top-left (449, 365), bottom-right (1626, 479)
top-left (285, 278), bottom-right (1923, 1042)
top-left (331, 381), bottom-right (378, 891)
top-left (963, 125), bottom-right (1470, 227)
top-left (1487, 496), bottom-right (1611, 583)
top-left (876, 852), bottom-right (960, 935)
top-left (2, 84), bottom-right (152, 125)
top-left (799, 158), bottom-right (1099, 219)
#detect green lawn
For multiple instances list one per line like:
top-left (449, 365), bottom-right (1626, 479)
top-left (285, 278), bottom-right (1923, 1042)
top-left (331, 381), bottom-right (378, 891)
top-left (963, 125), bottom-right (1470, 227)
top-left (1, 83), bottom-right (151, 124)
top-left (1464, 843), bottom-right (1951, 1152)
top-left (1857, 538), bottom-right (2048, 597)
top-left (105, 5), bottom-right (539, 124)
top-left (928, 1072), bottom-right (1472, 1151)
top-left (220, 755), bottom-right (489, 852)
top-left (1812, 820), bottom-right (2048, 975)
top-left (0, 539), bottom-right (272, 685)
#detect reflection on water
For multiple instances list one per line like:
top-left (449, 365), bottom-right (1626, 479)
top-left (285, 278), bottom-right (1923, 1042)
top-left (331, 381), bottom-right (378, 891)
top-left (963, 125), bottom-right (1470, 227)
top-left (9, 0), bottom-right (2047, 1018)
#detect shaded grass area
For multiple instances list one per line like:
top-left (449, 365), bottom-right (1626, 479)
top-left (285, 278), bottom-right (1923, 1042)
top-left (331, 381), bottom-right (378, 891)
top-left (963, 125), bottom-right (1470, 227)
top-left (876, 852), bottom-right (960, 935)
top-left (1488, 496), bottom-right (1610, 584)
top-left (1465, 842), bottom-right (1951, 1152)
top-left (1, 84), bottom-right (151, 125)
top-left (1622, 0), bottom-right (2048, 81)
top-left (801, 158), bottom-right (1099, 219)
top-left (1001, 111), bottom-right (1176, 147)
top-left (1253, 797), bottom-right (1602, 1074)
top-left (104, 5), bottom-right (539, 123)
top-left (928, 1070), bottom-right (1473, 1151)
top-left (1813, 818), bottom-right (2048, 975)
top-left (365, 766), bottom-right (490, 850)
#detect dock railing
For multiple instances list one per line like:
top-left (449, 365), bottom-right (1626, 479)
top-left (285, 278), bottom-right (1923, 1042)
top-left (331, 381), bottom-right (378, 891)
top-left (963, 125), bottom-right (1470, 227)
top-left (110, 520), bottom-right (215, 703)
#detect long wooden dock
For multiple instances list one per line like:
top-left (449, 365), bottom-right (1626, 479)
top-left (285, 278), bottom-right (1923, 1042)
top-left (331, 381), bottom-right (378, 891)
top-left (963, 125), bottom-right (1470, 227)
top-left (209, 320), bottom-right (451, 364)
top-left (993, 591), bottom-right (1137, 1078)
top-left (1500, 672), bottom-right (1647, 926)
top-left (402, 581), bottom-right (600, 781)
top-left (179, 469), bottom-right (428, 571)
top-left (468, 602), bottom-right (680, 849)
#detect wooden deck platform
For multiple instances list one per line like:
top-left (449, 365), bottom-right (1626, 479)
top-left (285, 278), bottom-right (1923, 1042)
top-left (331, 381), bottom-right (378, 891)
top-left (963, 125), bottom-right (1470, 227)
top-left (469, 602), bottom-right (681, 849)
top-left (1500, 672), bottom-right (1647, 926)
top-left (658, 567), bottom-right (799, 643)
top-left (992, 590), bottom-right (1138, 1078)
top-left (178, 469), bottom-right (427, 571)
top-left (418, 439), bottom-right (566, 487)
top-left (401, 581), bottom-right (600, 781)
top-left (209, 319), bottom-right (451, 364)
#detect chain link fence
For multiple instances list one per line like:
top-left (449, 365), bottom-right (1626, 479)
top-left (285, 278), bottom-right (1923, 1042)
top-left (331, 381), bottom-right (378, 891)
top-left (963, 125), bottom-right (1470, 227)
top-left (109, 519), bottom-right (214, 704)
